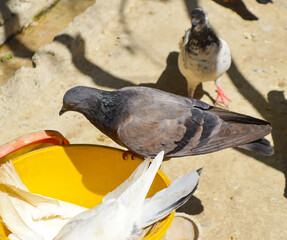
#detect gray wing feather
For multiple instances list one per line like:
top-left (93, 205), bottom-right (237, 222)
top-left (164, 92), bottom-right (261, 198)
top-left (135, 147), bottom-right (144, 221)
top-left (134, 169), bottom-right (201, 229)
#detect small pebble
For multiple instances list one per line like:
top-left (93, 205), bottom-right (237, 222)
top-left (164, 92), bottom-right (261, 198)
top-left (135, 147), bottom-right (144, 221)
top-left (261, 24), bottom-right (274, 32)
top-left (242, 32), bottom-right (251, 39)
top-left (201, 222), bottom-right (212, 227)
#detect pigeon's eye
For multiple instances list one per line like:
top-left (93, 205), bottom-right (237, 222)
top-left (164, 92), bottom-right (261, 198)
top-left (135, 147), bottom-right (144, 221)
top-left (69, 104), bottom-right (76, 108)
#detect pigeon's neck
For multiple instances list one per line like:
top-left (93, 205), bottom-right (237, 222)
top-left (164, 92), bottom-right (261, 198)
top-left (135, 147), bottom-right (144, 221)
top-left (187, 26), bottom-right (220, 51)
top-left (82, 90), bottom-right (129, 143)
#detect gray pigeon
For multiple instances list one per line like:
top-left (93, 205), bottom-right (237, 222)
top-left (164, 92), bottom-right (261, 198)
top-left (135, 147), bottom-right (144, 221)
top-left (178, 8), bottom-right (231, 106)
top-left (59, 86), bottom-right (274, 158)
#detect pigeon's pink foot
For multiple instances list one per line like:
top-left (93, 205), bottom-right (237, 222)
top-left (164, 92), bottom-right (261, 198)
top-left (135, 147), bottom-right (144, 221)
top-left (122, 150), bottom-right (136, 160)
top-left (215, 85), bottom-right (230, 107)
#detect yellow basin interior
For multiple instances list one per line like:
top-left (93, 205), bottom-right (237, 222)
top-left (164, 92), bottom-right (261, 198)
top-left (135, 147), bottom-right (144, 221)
top-left (0, 144), bottom-right (174, 239)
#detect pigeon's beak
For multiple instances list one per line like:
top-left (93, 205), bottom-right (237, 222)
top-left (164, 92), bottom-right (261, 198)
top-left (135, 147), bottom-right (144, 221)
top-left (59, 106), bottom-right (68, 116)
top-left (191, 23), bottom-right (197, 31)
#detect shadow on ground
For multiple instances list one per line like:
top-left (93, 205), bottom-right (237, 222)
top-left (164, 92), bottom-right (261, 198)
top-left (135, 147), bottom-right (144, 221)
top-left (0, 0), bottom-right (35, 58)
top-left (177, 196), bottom-right (204, 215)
top-left (212, 0), bottom-right (259, 20)
top-left (54, 34), bottom-right (195, 97)
top-left (229, 61), bottom-right (287, 197)
top-left (54, 34), bottom-right (135, 89)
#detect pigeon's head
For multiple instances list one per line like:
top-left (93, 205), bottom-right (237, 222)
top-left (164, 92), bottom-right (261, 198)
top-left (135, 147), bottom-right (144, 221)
top-left (191, 8), bottom-right (208, 32)
top-left (59, 86), bottom-right (97, 116)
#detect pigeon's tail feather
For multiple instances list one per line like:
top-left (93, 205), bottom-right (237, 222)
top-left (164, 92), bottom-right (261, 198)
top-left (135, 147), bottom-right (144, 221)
top-left (120, 151), bottom-right (164, 226)
top-left (192, 122), bottom-right (273, 156)
top-left (135, 168), bottom-right (201, 229)
top-left (104, 158), bottom-right (150, 201)
top-left (238, 138), bottom-right (274, 156)
top-left (209, 107), bottom-right (271, 125)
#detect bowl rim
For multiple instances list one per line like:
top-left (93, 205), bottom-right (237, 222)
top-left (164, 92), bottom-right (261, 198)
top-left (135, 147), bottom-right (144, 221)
top-left (3, 144), bottom-right (175, 240)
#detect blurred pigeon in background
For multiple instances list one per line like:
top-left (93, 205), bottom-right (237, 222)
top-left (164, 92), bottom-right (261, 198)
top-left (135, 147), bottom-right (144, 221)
top-left (60, 86), bottom-right (274, 158)
top-left (54, 151), bottom-right (201, 240)
top-left (178, 8), bottom-right (231, 106)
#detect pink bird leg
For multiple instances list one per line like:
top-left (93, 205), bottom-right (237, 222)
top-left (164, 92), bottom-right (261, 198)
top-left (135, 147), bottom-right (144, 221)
top-left (215, 79), bottom-right (230, 107)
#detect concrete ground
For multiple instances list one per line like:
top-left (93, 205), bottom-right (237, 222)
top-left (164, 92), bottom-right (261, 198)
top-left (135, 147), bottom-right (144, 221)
top-left (0, 0), bottom-right (56, 45)
top-left (0, 0), bottom-right (286, 239)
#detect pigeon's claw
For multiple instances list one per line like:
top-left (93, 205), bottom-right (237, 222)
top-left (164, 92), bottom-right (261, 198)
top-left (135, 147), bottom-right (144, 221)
top-left (122, 150), bottom-right (136, 160)
top-left (215, 85), bottom-right (230, 107)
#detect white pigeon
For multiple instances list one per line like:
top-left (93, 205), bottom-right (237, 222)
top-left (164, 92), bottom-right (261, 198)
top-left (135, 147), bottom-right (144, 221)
top-left (0, 152), bottom-right (201, 240)
top-left (178, 8), bottom-right (231, 106)
top-left (0, 161), bottom-right (88, 240)
top-left (54, 151), bottom-right (202, 240)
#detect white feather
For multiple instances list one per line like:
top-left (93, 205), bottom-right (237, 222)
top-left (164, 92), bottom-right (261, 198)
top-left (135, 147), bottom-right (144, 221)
top-left (0, 161), bottom-right (87, 240)
top-left (103, 157), bottom-right (151, 201)
top-left (54, 151), bottom-right (164, 240)
top-left (135, 169), bottom-right (201, 229)
top-left (55, 152), bottom-right (201, 240)
top-left (0, 153), bottom-right (202, 240)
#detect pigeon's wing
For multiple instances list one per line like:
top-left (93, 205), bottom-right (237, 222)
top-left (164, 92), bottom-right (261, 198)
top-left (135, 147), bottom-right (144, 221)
top-left (103, 158), bottom-right (151, 201)
top-left (135, 168), bottom-right (201, 230)
top-left (54, 156), bottom-right (154, 239)
top-left (116, 90), bottom-right (206, 157)
top-left (117, 108), bottom-right (193, 157)
top-left (207, 107), bottom-right (270, 125)
top-left (117, 87), bottom-right (272, 157)
top-left (54, 152), bottom-right (165, 240)
top-left (191, 105), bottom-right (273, 155)
top-left (117, 151), bottom-right (164, 223)
top-left (117, 92), bottom-right (223, 157)
top-left (53, 203), bottom-right (106, 240)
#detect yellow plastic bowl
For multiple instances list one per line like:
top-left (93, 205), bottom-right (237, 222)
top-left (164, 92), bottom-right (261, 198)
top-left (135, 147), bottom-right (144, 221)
top-left (0, 144), bottom-right (174, 239)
